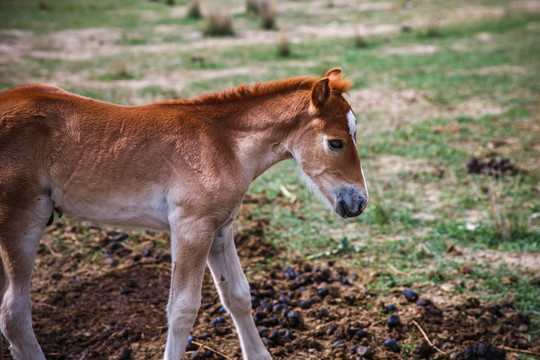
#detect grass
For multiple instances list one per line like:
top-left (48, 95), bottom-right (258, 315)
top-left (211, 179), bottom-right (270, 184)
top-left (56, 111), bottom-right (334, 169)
top-left (0, 0), bottom-right (166, 30)
top-left (1, 0), bottom-right (539, 351)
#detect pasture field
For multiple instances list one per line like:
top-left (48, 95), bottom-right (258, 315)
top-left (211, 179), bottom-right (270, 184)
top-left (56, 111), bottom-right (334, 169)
top-left (0, 0), bottom-right (539, 359)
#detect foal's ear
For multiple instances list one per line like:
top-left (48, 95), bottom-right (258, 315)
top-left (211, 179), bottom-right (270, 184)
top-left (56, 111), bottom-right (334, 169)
top-left (311, 77), bottom-right (330, 110)
top-left (324, 68), bottom-right (342, 80)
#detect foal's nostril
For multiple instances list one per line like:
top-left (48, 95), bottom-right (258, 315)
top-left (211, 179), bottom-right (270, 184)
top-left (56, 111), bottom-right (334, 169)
top-left (358, 197), bottom-right (367, 214)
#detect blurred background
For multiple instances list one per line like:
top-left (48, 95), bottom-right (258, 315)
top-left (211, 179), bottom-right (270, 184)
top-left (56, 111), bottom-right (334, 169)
top-left (0, 0), bottom-right (538, 359)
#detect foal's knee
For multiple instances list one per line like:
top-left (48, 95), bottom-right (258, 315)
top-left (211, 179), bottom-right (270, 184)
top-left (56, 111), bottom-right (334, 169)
top-left (0, 288), bottom-right (30, 341)
top-left (167, 293), bottom-right (202, 328)
top-left (223, 279), bottom-right (252, 315)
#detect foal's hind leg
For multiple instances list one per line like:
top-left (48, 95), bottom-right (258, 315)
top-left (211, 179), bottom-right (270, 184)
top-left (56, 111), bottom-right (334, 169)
top-left (207, 224), bottom-right (271, 360)
top-left (0, 192), bottom-right (52, 360)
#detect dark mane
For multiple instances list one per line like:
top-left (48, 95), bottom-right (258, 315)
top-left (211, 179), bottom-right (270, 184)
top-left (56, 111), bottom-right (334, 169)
top-left (161, 75), bottom-right (353, 106)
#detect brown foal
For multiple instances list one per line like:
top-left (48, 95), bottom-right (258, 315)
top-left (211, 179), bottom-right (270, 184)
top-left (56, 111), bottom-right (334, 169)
top-left (0, 68), bottom-right (368, 359)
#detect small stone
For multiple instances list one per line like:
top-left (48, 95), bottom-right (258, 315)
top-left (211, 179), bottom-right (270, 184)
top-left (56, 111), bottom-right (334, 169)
top-left (327, 326), bottom-right (337, 335)
top-left (262, 338), bottom-right (274, 347)
top-left (118, 347), bottom-right (131, 360)
top-left (355, 330), bottom-right (369, 339)
top-left (318, 288), bottom-right (329, 297)
top-left (269, 330), bottom-right (280, 341)
top-left (416, 298), bottom-right (432, 307)
top-left (455, 343), bottom-right (505, 360)
top-left (210, 316), bottom-right (225, 326)
top-left (299, 300), bottom-right (311, 309)
top-left (286, 311), bottom-right (301, 328)
top-left (142, 248), bottom-right (152, 257)
top-left (186, 334), bottom-right (197, 351)
top-left (203, 302), bottom-right (213, 309)
top-left (356, 345), bottom-right (376, 359)
top-left (403, 289), bottom-right (419, 302)
top-left (384, 338), bottom-right (401, 353)
top-left (259, 300), bottom-right (272, 311)
top-left (318, 308), bottom-right (329, 318)
top-left (279, 296), bottom-right (290, 305)
top-left (51, 273), bottom-right (63, 280)
top-left (387, 314), bottom-right (401, 328)
top-left (385, 304), bottom-right (397, 313)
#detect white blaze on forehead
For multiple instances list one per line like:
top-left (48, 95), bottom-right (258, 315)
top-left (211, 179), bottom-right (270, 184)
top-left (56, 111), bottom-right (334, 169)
top-left (347, 110), bottom-right (357, 146)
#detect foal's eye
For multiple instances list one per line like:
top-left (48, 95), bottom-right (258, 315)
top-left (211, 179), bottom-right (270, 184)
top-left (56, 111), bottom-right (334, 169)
top-left (327, 139), bottom-right (344, 150)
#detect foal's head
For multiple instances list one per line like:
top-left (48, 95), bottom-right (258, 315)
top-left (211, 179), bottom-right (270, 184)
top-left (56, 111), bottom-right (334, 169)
top-left (291, 68), bottom-right (368, 218)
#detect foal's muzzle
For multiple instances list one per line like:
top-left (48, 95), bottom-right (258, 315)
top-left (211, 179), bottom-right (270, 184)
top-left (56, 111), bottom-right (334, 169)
top-left (334, 186), bottom-right (368, 218)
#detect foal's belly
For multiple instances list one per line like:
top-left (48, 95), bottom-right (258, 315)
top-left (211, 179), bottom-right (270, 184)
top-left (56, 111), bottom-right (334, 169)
top-left (50, 186), bottom-right (170, 231)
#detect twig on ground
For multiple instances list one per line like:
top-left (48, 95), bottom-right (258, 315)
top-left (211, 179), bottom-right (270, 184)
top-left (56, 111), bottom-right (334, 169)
top-left (502, 346), bottom-right (540, 356)
top-left (412, 319), bottom-right (446, 354)
top-left (192, 341), bottom-right (232, 359)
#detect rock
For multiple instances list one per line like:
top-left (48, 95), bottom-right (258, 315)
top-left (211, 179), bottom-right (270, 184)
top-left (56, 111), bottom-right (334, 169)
top-left (356, 345), bottom-right (376, 359)
top-left (455, 343), bottom-right (505, 360)
top-left (186, 334), bottom-right (197, 351)
top-left (317, 288), bottom-right (329, 297)
top-left (387, 314), bottom-right (401, 328)
top-left (317, 308), bottom-right (329, 318)
top-left (299, 300), bottom-right (311, 309)
top-left (355, 330), bottom-right (369, 339)
top-left (51, 273), bottom-right (63, 280)
top-left (118, 347), bottom-right (131, 360)
top-left (384, 338), bottom-right (401, 353)
top-left (404, 289), bottom-right (419, 302)
top-left (142, 248), bottom-right (152, 257)
top-left (416, 298), bottom-right (432, 307)
top-left (210, 316), bottom-right (226, 326)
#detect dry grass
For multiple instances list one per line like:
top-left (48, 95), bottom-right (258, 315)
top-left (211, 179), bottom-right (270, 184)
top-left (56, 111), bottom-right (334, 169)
top-left (246, 0), bottom-right (259, 15)
top-left (259, 0), bottom-right (277, 30)
top-left (420, 21), bottom-right (442, 38)
top-left (354, 26), bottom-right (368, 48)
top-left (277, 32), bottom-right (291, 57)
top-left (186, 0), bottom-right (202, 19)
top-left (204, 8), bottom-right (234, 36)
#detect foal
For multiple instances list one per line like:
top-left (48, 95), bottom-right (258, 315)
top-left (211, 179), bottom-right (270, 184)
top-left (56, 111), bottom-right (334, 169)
top-left (0, 68), bottom-right (368, 359)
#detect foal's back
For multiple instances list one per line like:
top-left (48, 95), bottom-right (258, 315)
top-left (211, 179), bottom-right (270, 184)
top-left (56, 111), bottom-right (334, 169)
top-left (0, 85), bottom-right (199, 229)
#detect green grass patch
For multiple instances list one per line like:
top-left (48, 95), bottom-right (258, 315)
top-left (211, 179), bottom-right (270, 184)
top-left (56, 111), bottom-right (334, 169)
top-left (0, 0), bottom-right (168, 30)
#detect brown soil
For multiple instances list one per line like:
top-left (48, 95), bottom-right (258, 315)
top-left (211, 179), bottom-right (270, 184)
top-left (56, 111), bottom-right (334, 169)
top-left (0, 196), bottom-right (537, 360)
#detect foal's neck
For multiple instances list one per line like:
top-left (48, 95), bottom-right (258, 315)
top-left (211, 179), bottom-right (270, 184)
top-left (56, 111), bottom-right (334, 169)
top-left (194, 90), bottom-right (310, 181)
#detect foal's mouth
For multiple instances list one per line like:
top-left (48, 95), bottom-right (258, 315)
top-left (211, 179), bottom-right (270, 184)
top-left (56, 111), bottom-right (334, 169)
top-left (334, 194), bottom-right (367, 218)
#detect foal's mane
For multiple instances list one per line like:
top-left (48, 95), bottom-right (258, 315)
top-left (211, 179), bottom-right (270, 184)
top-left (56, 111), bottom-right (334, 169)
top-left (163, 75), bottom-right (353, 106)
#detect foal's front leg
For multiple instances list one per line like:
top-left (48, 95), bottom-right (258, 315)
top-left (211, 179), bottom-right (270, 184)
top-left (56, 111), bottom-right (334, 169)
top-left (207, 224), bottom-right (272, 360)
top-left (163, 214), bottom-right (214, 360)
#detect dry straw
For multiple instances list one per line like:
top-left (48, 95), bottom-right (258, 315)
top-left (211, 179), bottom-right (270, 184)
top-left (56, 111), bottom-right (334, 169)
top-left (204, 7), bottom-right (234, 36)
top-left (186, 0), bottom-right (202, 19)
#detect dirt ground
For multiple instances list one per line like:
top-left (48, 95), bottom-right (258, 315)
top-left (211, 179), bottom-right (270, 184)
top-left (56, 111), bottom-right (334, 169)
top-left (1, 195), bottom-right (536, 360)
